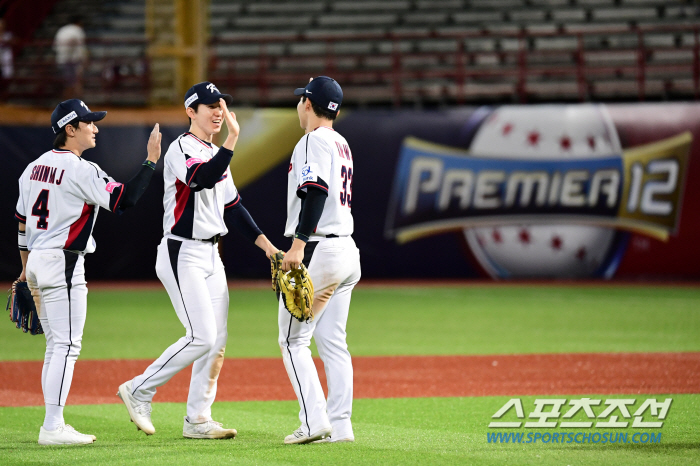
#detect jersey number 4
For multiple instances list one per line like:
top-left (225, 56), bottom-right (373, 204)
top-left (31, 189), bottom-right (50, 230)
top-left (340, 166), bottom-right (353, 208)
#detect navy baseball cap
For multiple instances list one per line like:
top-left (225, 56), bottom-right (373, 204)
top-left (294, 76), bottom-right (343, 113)
top-left (184, 82), bottom-right (233, 109)
top-left (51, 99), bottom-right (107, 134)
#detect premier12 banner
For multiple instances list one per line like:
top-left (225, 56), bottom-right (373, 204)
top-left (384, 105), bottom-right (693, 279)
top-left (386, 133), bottom-right (690, 243)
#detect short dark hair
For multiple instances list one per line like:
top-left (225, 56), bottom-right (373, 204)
top-left (302, 96), bottom-right (337, 121)
top-left (187, 103), bottom-right (201, 125)
top-left (53, 120), bottom-right (81, 149)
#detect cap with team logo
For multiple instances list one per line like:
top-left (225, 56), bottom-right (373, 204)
top-left (294, 76), bottom-right (343, 113)
top-left (51, 99), bottom-right (107, 134)
top-left (184, 82), bottom-right (233, 109)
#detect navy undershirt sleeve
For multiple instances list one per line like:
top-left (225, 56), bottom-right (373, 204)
top-left (295, 187), bottom-right (328, 242)
top-left (109, 162), bottom-right (156, 214)
top-left (224, 201), bottom-right (263, 243)
top-left (189, 147), bottom-right (233, 189)
top-left (119, 165), bottom-right (155, 210)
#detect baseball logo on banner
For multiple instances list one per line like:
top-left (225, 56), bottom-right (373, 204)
top-left (384, 105), bottom-right (692, 279)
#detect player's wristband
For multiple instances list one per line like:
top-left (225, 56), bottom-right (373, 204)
top-left (143, 160), bottom-right (156, 170)
top-left (18, 229), bottom-right (27, 251)
top-left (294, 232), bottom-right (310, 243)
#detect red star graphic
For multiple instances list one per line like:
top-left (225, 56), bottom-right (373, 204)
top-left (502, 123), bottom-right (513, 136)
top-left (527, 131), bottom-right (540, 146)
top-left (587, 136), bottom-right (596, 150)
top-left (492, 229), bottom-right (503, 243)
top-left (551, 236), bottom-right (563, 250)
top-left (560, 135), bottom-right (571, 151)
top-left (576, 247), bottom-right (587, 261)
top-left (518, 228), bottom-right (531, 244)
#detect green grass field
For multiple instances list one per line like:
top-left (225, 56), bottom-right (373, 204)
top-left (2, 285), bottom-right (699, 465)
top-left (2, 285), bottom-right (699, 361)
top-left (1, 396), bottom-right (699, 465)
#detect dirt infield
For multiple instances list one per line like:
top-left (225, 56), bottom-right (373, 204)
top-left (2, 352), bottom-right (699, 407)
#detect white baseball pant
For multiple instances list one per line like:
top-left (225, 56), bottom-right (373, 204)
top-left (130, 236), bottom-right (229, 423)
top-left (278, 236), bottom-right (361, 439)
top-left (26, 249), bottom-right (87, 425)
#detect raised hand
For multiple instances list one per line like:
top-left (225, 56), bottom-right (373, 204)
top-left (147, 123), bottom-right (162, 163)
top-left (220, 98), bottom-right (240, 151)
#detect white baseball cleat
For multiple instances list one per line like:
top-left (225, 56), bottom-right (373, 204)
top-left (284, 426), bottom-right (332, 444)
top-left (183, 417), bottom-right (237, 439)
top-left (117, 381), bottom-right (155, 435)
top-left (38, 424), bottom-right (95, 445)
top-left (312, 434), bottom-right (355, 443)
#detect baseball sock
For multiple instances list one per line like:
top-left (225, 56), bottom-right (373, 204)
top-left (43, 404), bottom-right (64, 431)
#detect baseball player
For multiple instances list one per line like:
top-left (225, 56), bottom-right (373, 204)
top-left (117, 82), bottom-right (279, 439)
top-left (15, 99), bottom-right (162, 445)
top-left (279, 77), bottom-right (361, 444)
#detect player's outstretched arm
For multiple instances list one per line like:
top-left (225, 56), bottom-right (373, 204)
top-left (112, 123), bottom-right (162, 213)
top-left (223, 200), bottom-right (278, 258)
top-left (255, 234), bottom-right (279, 260)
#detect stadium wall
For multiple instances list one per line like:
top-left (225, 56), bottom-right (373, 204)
top-left (2, 103), bottom-right (698, 280)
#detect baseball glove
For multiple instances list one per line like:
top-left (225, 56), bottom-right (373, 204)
top-left (7, 280), bottom-right (43, 335)
top-left (270, 251), bottom-right (285, 292)
top-left (276, 265), bottom-right (315, 323)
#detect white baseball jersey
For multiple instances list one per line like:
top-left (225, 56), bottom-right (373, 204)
top-left (162, 132), bottom-right (239, 239)
top-left (16, 149), bottom-right (122, 254)
top-left (132, 131), bottom-right (239, 423)
top-left (285, 126), bottom-right (354, 238)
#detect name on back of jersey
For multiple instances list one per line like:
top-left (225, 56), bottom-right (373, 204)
top-left (335, 142), bottom-right (353, 161)
top-left (29, 165), bottom-right (65, 185)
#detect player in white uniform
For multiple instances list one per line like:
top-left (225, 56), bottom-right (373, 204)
top-left (15, 99), bottom-right (162, 445)
top-left (280, 77), bottom-right (361, 444)
top-left (117, 82), bottom-right (279, 439)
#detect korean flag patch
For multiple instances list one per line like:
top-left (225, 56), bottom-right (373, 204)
top-left (299, 163), bottom-right (319, 185)
top-left (328, 101), bottom-right (339, 111)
